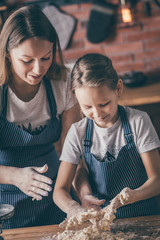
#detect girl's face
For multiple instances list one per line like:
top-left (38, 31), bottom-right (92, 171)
top-left (75, 81), bottom-right (123, 128)
top-left (9, 38), bottom-right (53, 86)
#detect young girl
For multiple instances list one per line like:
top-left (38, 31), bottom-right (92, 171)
top-left (0, 5), bottom-right (80, 229)
top-left (53, 53), bottom-right (160, 219)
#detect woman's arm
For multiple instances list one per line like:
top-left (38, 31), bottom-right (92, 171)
top-left (54, 103), bottom-right (81, 156)
top-left (0, 165), bottom-right (17, 185)
top-left (61, 103), bottom-right (81, 146)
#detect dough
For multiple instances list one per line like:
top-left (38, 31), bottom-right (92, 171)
top-left (52, 192), bottom-right (131, 240)
top-left (53, 202), bottom-right (117, 239)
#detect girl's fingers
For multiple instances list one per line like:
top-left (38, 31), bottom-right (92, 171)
top-left (90, 204), bottom-right (101, 211)
top-left (84, 195), bottom-right (105, 205)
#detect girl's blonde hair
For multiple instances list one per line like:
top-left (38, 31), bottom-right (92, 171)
top-left (0, 5), bottom-right (67, 86)
top-left (71, 53), bottom-right (119, 93)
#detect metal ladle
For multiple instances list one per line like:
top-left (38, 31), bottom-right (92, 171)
top-left (0, 204), bottom-right (14, 240)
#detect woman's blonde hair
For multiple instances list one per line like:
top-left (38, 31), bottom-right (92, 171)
top-left (0, 5), bottom-right (67, 86)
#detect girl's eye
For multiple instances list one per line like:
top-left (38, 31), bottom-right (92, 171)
top-left (100, 102), bottom-right (109, 107)
top-left (84, 106), bottom-right (92, 109)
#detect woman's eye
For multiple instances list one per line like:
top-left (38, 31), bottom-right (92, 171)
top-left (42, 57), bottom-right (50, 61)
top-left (22, 60), bottom-right (32, 64)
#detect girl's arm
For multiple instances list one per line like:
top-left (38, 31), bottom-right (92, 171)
top-left (73, 161), bottom-right (93, 200)
top-left (112, 148), bottom-right (160, 208)
top-left (73, 160), bottom-right (105, 210)
top-left (53, 161), bottom-right (84, 216)
top-left (133, 148), bottom-right (160, 201)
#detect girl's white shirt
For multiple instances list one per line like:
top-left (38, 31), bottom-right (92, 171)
top-left (60, 106), bottom-right (160, 164)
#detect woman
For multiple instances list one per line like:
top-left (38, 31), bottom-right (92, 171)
top-left (0, 5), bottom-right (80, 229)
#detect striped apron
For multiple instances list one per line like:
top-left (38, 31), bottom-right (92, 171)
top-left (0, 78), bottom-right (66, 229)
top-left (84, 105), bottom-right (159, 218)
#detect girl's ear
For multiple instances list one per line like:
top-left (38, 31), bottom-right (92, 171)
top-left (116, 78), bottom-right (123, 97)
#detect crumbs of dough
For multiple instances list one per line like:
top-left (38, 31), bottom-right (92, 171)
top-left (52, 226), bottom-right (137, 240)
top-left (53, 194), bottom-right (132, 240)
top-left (53, 204), bottom-right (121, 239)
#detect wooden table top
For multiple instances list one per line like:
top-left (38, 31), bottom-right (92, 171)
top-left (119, 78), bottom-right (160, 106)
top-left (1, 215), bottom-right (160, 240)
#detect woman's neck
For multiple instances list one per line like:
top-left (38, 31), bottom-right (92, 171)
top-left (9, 81), bottom-right (41, 102)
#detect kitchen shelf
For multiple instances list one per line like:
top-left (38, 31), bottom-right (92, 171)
top-left (119, 78), bottom-right (160, 139)
top-left (119, 79), bottom-right (160, 107)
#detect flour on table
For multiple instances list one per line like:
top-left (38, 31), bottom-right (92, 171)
top-left (52, 192), bottom-right (132, 240)
top-left (52, 201), bottom-right (117, 239)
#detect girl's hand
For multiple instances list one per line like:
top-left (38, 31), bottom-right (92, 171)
top-left (110, 187), bottom-right (135, 210)
top-left (14, 164), bottom-right (53, 200)
top-left (66, 200), bottom-right (86, 218)
top-left (81, 194), bottom-right (105, 211)
top-left (118, 187), bottom-right (135, 205)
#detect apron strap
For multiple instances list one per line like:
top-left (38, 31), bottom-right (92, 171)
top-left (118, 105), bottom-right (133, 145)
top-left (43, 77), bottom-right (58, 118)
top-left (84, 106), bottom-right (134, 153)
top-left (84, 119), bottom-right (93, 153)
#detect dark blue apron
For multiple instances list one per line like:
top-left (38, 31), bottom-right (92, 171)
top-left (0, 78), bottom-right (66, 229)
top-left (84, 105), bottom-right (159, 218)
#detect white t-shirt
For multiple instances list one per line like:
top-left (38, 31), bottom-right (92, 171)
top-left (0, 73), bottom-right (77, 134)
top-left (60, 107), bottom-right (160, 164)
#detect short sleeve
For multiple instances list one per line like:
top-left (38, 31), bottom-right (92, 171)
top-left (133, 111), bottom-right (160, 154)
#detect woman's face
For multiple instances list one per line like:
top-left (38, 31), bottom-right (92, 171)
top-left (75, 82), bottom-right (122, 128)
top-left (9, 38), bottom-right (53, 86)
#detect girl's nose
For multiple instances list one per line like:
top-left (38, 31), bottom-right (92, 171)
top-left (93, 107), bottom-right (101, 118)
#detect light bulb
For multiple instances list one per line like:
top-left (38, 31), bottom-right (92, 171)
top-left (121, 7), bottom-right (132, 23)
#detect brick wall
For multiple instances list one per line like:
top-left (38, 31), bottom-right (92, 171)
top-left (61, 2), bottom-right (160, 77)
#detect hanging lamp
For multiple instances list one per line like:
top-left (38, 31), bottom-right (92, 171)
top-left (120, 0), bottom-right (133, 23)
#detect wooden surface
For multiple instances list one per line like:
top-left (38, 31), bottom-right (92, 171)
top-left (1, 215), bottom-right (160, 240)
top-left (119, 79), bottom-right (160, 107)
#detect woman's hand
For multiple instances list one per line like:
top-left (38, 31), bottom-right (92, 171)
top-left (81, 194), bottom-right (105, 211)
top-left (14, 164), bottom-right (53, 200)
